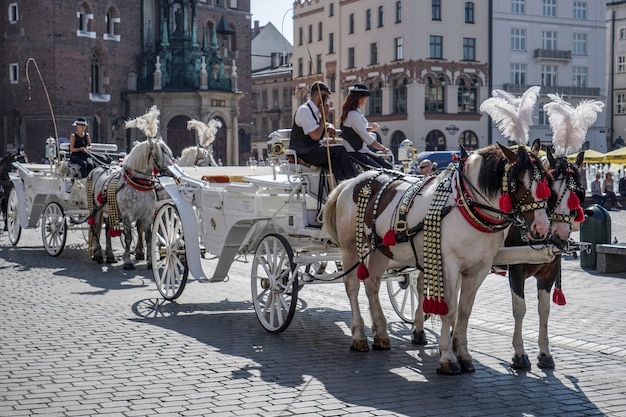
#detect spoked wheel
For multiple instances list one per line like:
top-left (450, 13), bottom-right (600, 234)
top-left (6, 187), bottom-right (21, 245)
top-left (151, 203), bottom-right (188, 301)
top-left (386, 271), bottom-right (419, 324)
top-left (251, 234), bottom-right (298, 333)
top-left (41, 202), bottom-right (67, 257)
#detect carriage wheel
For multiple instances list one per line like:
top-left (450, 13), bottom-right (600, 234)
top-left (251, 234), bottom-right (298, 333)
top-left (41, 201), bottom-right (67, 257)
top-left (6, 187), bottom-right (21, 246)
top-left (386, 272), bottom-right (419, 324)
top-left (151, 203), bottom-right (188, 301)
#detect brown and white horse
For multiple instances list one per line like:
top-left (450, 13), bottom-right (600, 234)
top-left (506, 149), bottom-right (586, 370)
top-left (323, 143), bottom-right (551, 375)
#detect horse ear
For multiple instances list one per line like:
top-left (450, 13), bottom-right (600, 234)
top-left (575, 151), bottom-right (585, 169)
top-left (531, 138), bottom-right (541, 155)
top-left (546, 146), bottom-right (556, 167)
top-left (497, 142), bottom-right (518, 163)
top-left (459, 144), bottom-right (468, 159)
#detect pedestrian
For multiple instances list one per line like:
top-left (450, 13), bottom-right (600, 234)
top-left (338, 83), bottom-right (392, 170)
top-left (418, 159), bottom-right (434, 175)
top-left (290, 81), bottom-right (358, 181)
top-left (69, 117), bottom-right (93, 178)
top-left (603, 172), bottom-right (623, 210)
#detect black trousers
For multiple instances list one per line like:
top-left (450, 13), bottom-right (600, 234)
top-left (300, 146), bottom-right (359, 181)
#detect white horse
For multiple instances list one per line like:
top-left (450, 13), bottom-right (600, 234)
top-left (87, 106), bottom-right (173, 269)
top-left (323, 143), bottom-right (551, 375)
top-left (177, 118), bottom-right (221, 167)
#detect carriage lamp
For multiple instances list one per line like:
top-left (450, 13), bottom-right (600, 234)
top-left (398, 139), bottom-right (417, 173)
top-left (45, 137), bottom-right (57, 160)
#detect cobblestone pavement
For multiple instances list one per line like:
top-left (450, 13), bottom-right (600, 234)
top-left (0, 209), bottom-right (625, 417)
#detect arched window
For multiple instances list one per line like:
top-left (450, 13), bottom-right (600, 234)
top-left (90, 50), bottom-right (110, 102)
top-left (77, 2), bottom-right (95, 38)
top-left (425, 129), bottom-right (446, 151)
top-left (458, 130), bottom-right (478, 151)
top-left (390, 130), bottom-right (407, 161)
top-left (104, 7), bottom-right (120, 41)
top-left (392, 77), bottom-right (407, 114)
top-left (425, 76), bottom-right (445, 112)
top-left (368, 81), bottom-right (383, 115)
top-left (457, 78), bottom-right (478, 113)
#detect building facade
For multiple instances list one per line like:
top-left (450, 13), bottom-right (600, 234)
top-left (291, 0), bottom-right (491, 157)
top-left (492, 0), bottom-right (607, 151)
top-left (1, 0), bottom-right (252, 165)
top-left (608, 1), bottom-right (626, 150)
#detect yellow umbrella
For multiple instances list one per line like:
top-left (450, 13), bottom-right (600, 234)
top-left (567, 149), bottom-right (605, 163)
top-left (602, 147), bottom-right (626, 163)
top-left (509, 144), bottom-right (546, 157)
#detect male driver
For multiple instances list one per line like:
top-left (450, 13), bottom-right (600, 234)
top-left (290, 81), bottom-right (358, 181)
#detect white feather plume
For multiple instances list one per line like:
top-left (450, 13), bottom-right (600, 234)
top-left (480, 86), bottom-right (541, 145)
top-left (125, 105), bottom-right (160, 138)
top-left (544, 94), bottom-right (604, 157)
top-left (187, 118), bottom-right (222, 147)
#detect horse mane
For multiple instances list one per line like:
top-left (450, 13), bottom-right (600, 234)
top-left (123, 139), bottom-right (155, 172)
top-left (476, 145), bottom-right (537, 200)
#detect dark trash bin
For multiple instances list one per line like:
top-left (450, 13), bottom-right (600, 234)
top-left (579, 204), bottom-right (612, 269)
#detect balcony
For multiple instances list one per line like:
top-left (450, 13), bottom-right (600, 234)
top-left (533, 49), bottom-right (572, 61)
top-left (502, 84), bottom-right (600, 97)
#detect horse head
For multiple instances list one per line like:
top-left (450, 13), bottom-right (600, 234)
top-left (149, 137), bottom-right (174, 175)
top-left (544, 147), bottom-right (585, 243)
top-left (493, 141), bottom-right (551, 241)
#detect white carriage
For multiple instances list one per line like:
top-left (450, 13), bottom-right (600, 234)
top-left (150, 131), bottom-right (572, 333)
top-left (6, 140), bottom-right (122, 256)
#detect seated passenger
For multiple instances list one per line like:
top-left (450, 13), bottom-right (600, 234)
top-left (290, 82), bottom-right (358, 181)
top-left (69, 117), bottom-right (94, 178)
top-left (338, 83), bottom-right (392, 170)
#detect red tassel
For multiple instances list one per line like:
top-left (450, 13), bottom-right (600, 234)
top-left (536, 180), bottom-right (551, 200)
top-left (568, 192), bottom-right (581, 210)
top-left (108, 228), bottom-right (122, 238)
top-left (499, 193), bottom-right (513, 213)
top-left (96, 192), bottom-right (104, 204)
top-left (382, 229), bottom-right (397, 246)
top-left (574, 207), bottom-right (585, 223)
top-left (153, 168), bottom-right (159, 175)
top-left (87, 216), bottom-right (95, 226)
top-left (437, 299), bottom-right (449, 316)
top-left (357, 263), bottom-right (369, 280)
top-left (552, 288), bottom-right (566, 306)
top-left (423, 297), bottom-right (434, 314)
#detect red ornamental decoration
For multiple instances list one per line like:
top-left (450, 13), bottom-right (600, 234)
top-left (499, 193), bottom-right (513, 213)
top-left (536, 180), bottom-right (551, 200)
top-left (568, 193), bottom-right (580, 210)
top-left (357, 263), bottom-right (369, 280)
top-left (96, 192), bottom-right (104, 204)
top-left (552, 288), bottom-right (566, 305)
top-left (574, 207), bottom-right (585, 223)
top-left (382, 229), bottom-right (397, 246)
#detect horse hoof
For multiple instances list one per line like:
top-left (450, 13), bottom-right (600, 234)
top-left (412, 330), bottom-right (428, 346)
top-left (372, 336), bottom-right (391, 351)
top-left (436, 362), bottom-right (462, 375)
top-left (135, 253), bottom-right (145, 261)
top-left (460, 359), bottom-right (475, 373)
top-left (123, 263), bottom-right (135, 270)
top-left (511, 354), bottom-right (531, 371)
top-left (350, 340), bottom-right (369, 352)
top-left (93, 255), bottom-right (104, 264)
top-left (537, 353), bottom-right (555, 369)
top-left (106, 256), bottom-right (117, 264)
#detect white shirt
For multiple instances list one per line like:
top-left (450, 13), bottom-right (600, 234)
top-left (342, 109), bottom-right (376, 153)
top-left (294, 100), bottom-right (323, 136)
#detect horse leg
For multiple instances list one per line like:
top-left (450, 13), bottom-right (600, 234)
top-left (144, 222), bottom-right (152, 269)
top-left (364, 252), bottom-right (390, 350)
top-left (509, 264), bottom-right (532, 370)
top-left (411, 271), bottom-right (428, 345)
top-left (344, 248), bottom-right (368, 352)
top-left (535, 261), bottom-right (559, 369)
top-left (89, 215), bottom-right (104, 264)
top-left (122, 219), bottom-right (135, 270)
top-left (134, 220), bottom-right (145, 261)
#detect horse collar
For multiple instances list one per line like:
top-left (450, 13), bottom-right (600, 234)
top-left (123, 168), bottom-right (155, 192)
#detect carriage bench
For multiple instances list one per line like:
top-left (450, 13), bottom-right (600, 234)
top-left (596, 244), bottom-right (626, 273)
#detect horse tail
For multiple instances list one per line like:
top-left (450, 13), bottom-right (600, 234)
top-left (323, 179), bottom-right (353, 245)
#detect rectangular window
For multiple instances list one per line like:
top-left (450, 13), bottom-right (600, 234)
top-left (465, 2), bottom-right (474, 23)
top-left (541, 64), bottom-right (558, 86)
top-left (573, 1), bottom-right (586, 20)
top-left (617, 93), bottom-right (626, 115)
top-left (511, 0), bottom-right (525, 14)
top-left (619, 55), bottom-right (626, 73)
top-left (511, 28), bottom-right (526, 51)
top-left (430, 35), bottom-right (443, 59)
top-left (542, 31), bottom-right (557, 50)
top-left (621, 28), bottom-right (626, 41)
top-left (272, 89), bottom-right (279, 107)
top-left (261, 91), bottom-right (268, 109)
top-left (370, 42), bottom-right (378, 65)
top-left (329, 2), bottom-right (334, 17)
top-left (543, 0), bottom-right (556, 17)
top-left (8, 3), bottom-right (18, 23)
top-left (298, 27), bottom-right (303, 45)
top-left (328, 32), bottom-right (335, 54)
top-left (378, 6), bottom-right (384, 27)
top-left (9, 63), bottom-right (19, 84)
top-left (572, 66), bottom-right (587, 88)
top-left (396, 1), bottom-right (402, 23)
top-left (283, 88), bottom-right (290, 107)
top-left (308, 24), bottom-right (312, 43)
top-left (394, 37), bottom-right (403, 60)
top-left (538, 104), bottom-right (549, 125)
top-left (298, 57), bottom-right (303, 77)
top-left (316, 54), bottom-right (322, 74)
top-left (318, 22), bottom-right (323, 41)
top-left (573, 33), bottom-right (587, 55)
top-left (348, 47), bottom-right (355, 68)
top-left (366, 9), bottom-right (371, 30)
top-left (349, 13), bottom-right (354, 34)
top-left (462, 38), bottom-right (475, 61)
top-left (432, 0), bottom-right (441, 20)
top-left (510, 63), bottom-right (527, 85)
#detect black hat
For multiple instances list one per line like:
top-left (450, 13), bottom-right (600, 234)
top-left (348, 83), bottom-right (370, 96)
top-left (72, 117), bottom-right (88, 126)
top-left (310, 81), bottom-right (331, 94)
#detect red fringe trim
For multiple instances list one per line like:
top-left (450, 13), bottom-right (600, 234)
top-left (107, 228), bottom-right (122, 238)
top-left (499, 193), bottom-right (513, 213)
top-left (87, 216), bottom-right (95, 226)
top-left (536, 180), bottom-right (551, 200)
top-left (568, 193), bottom-right (581, 210)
